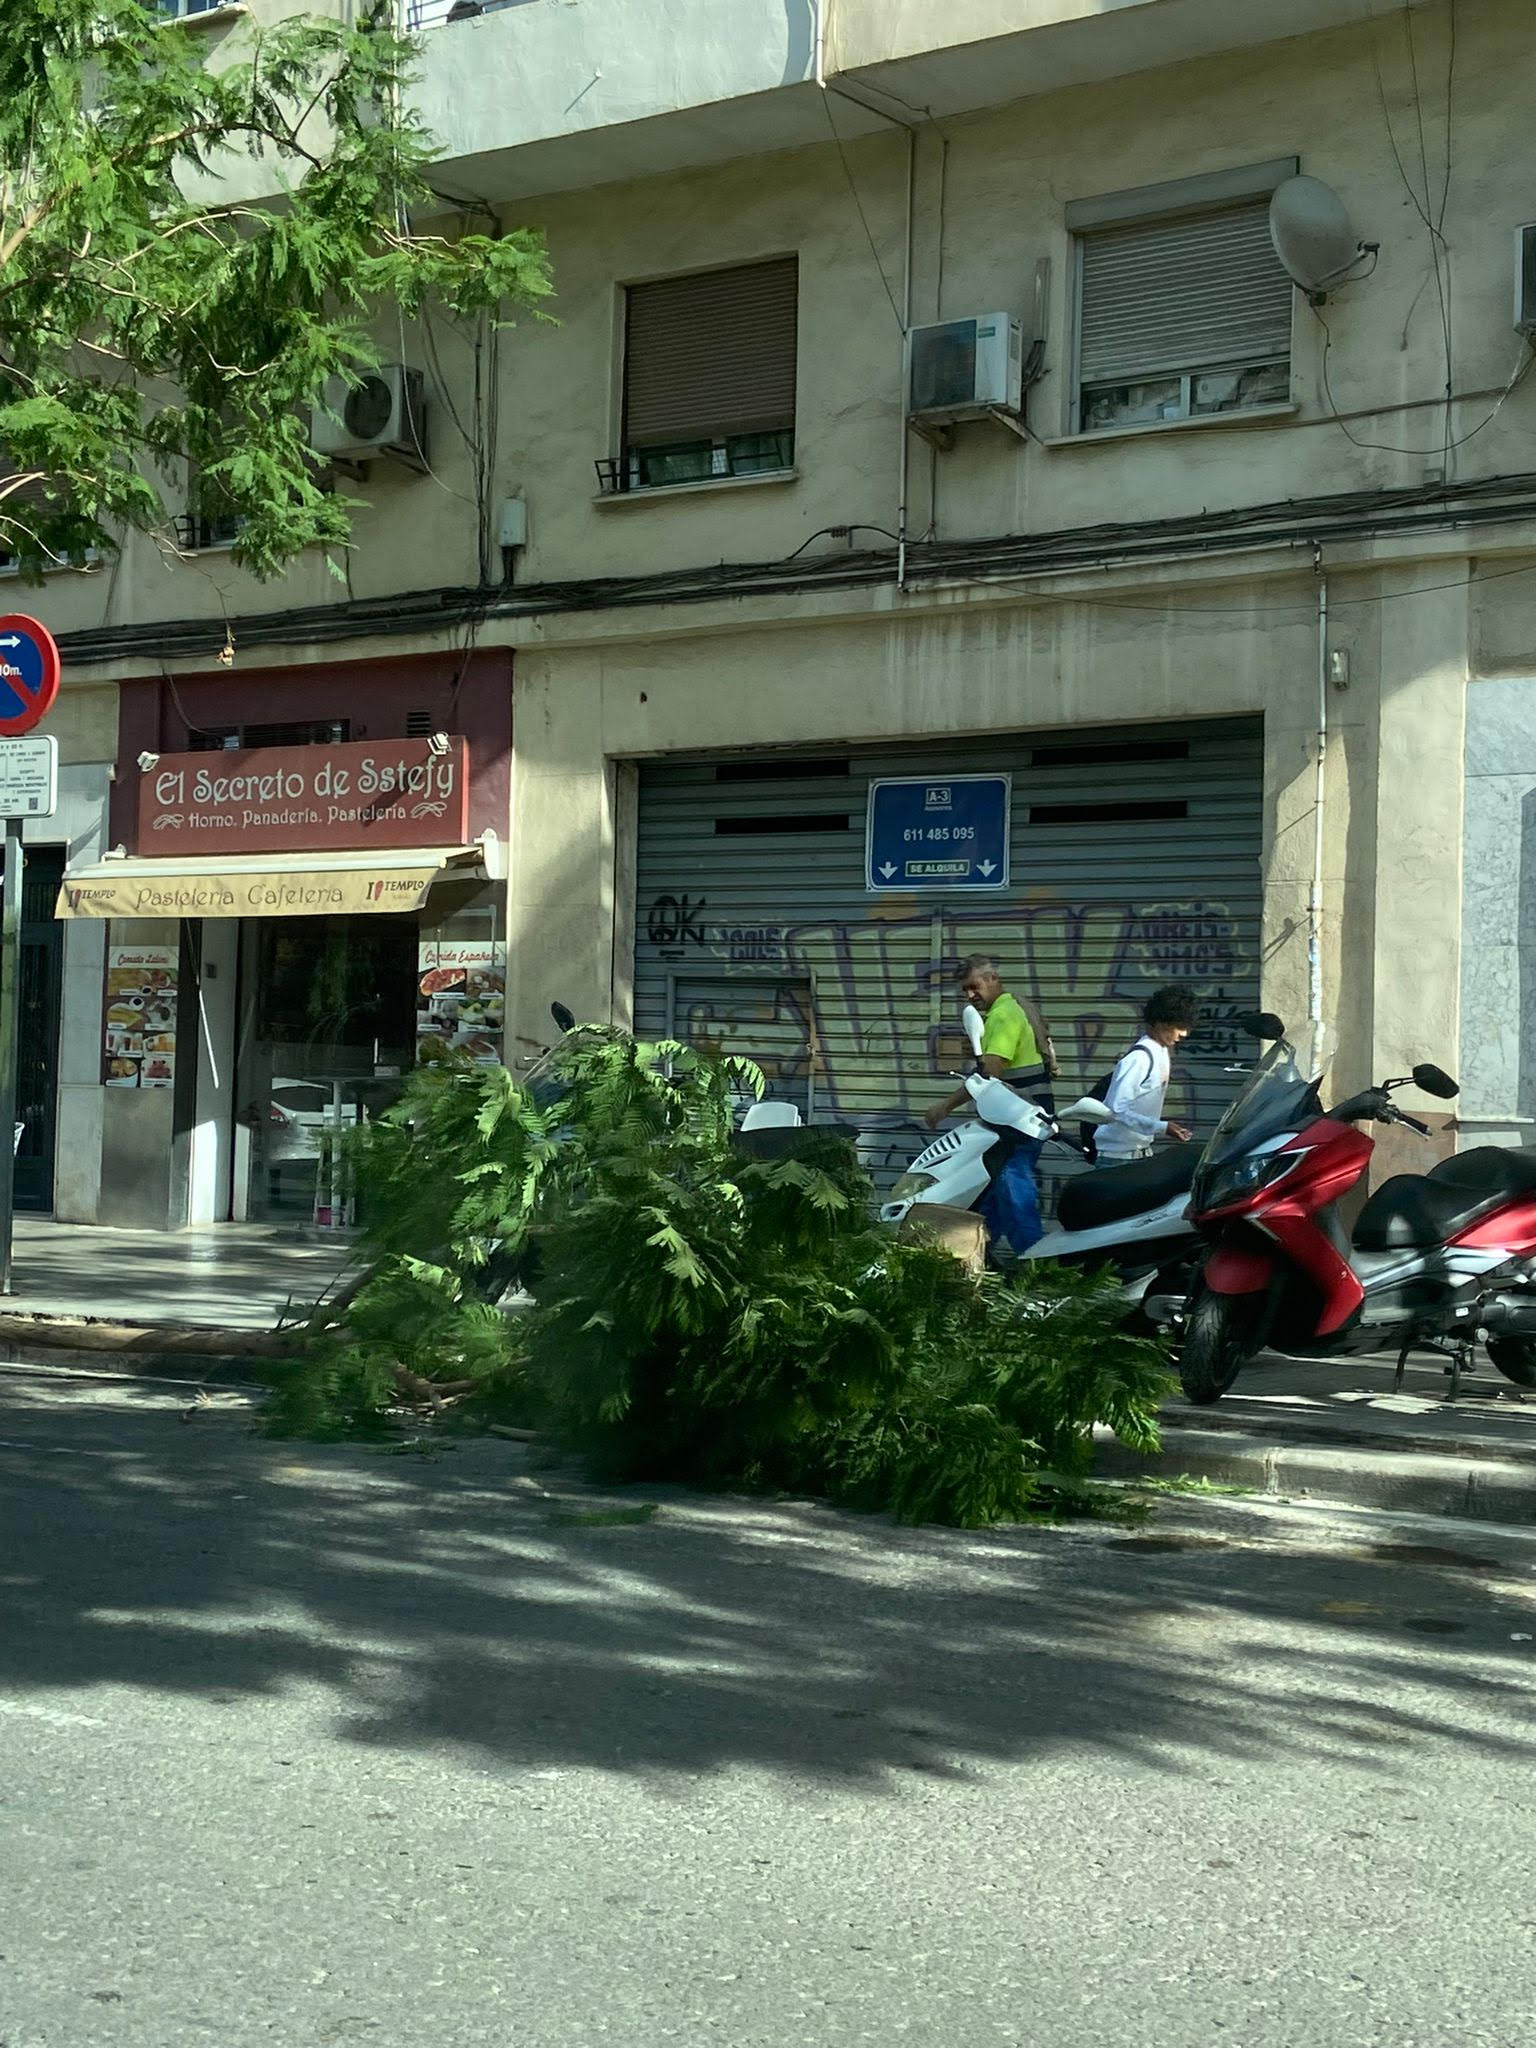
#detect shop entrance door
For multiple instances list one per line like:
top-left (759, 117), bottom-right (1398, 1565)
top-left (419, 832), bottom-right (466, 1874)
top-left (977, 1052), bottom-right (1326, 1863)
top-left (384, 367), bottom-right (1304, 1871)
top-left (235, 915), bottom-right (419, 1224)
top-left (12, 848), bottom-right (63, 1213)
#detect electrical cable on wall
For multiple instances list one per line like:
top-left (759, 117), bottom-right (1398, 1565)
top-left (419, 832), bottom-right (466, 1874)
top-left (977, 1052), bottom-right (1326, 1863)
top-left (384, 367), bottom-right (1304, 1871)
top-left (1404, 0), bottom-right (1456, 474)
top-left (394, 302), bottom-right (482, 517)
top-left (1366, 0), bottom-right (1459, 472)
top-left (820, 91), bottom-right (905, 332)
top-left (941, 554), bottom-right (1536, 621)
top-left (781, 524), bottom-right (902, 561)
top-left (162, 670), bottom-right (237, 744)
top-left (57, 456), bottom-right (1536, 665)
top-left (1312, 301), bottom-right (1533, 456)
top-left (64, 513), bottom-right (1536, 666)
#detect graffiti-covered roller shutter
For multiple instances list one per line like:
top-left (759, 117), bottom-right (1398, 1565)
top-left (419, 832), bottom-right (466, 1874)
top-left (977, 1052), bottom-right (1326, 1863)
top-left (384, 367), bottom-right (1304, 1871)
top-left (633, 718), bottom-right (1263, 1171)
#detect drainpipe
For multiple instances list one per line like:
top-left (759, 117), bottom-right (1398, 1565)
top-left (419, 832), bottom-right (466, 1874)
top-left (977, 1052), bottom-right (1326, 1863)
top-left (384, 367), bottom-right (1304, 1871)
top-left (897, 127), bottom-right (915, 591)
top-left (815, 4), bottom-right (920, 591)
top-left (1310, 547), bottom-right (1328, 1026)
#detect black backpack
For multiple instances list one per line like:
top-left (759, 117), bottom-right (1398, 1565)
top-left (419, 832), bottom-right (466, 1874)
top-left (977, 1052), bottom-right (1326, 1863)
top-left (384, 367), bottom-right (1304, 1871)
top-left (1077, 1068), bottom-right (1115, 1163)
top-left (1078, 1040), bottom-right (1162, 1161)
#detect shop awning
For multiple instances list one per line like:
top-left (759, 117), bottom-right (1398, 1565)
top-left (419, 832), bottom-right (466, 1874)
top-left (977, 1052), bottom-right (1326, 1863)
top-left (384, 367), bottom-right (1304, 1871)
top-left (55, 846), bottom-right (492, 921)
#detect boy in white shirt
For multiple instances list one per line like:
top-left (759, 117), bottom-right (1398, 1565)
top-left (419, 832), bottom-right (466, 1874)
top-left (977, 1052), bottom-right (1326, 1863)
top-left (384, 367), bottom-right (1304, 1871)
top-left (1095, 985), bottom-right (1201, 1165)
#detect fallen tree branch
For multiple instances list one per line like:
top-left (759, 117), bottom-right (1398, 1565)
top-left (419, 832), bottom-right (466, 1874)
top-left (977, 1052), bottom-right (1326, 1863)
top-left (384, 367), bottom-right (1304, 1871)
top-left (392, 1364), bottom-right (479, 1407)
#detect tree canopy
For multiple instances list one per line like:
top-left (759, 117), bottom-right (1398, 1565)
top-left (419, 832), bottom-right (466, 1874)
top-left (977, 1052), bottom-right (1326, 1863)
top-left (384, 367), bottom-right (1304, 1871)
top-left (0, 1), bottom-right (550, 580)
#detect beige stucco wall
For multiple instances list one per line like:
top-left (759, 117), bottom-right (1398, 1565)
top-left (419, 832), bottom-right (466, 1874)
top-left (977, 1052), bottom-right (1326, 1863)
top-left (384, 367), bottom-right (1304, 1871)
top-left (506, 553), bottom-right (1395, 1076)
top-left (15, 0), bottom-right (1504, 1157)
top-left (830, 0), bottom-right (1387, 72)
top-left (507, 539), bottom-right (1481, 1121)
top-left (30, 0), bottom-right (1532, 649)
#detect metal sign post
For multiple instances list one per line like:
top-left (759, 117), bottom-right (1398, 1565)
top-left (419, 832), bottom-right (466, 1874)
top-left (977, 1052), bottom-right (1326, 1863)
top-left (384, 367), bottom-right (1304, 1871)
top-left (0, 616), bottom-right (63, 1297)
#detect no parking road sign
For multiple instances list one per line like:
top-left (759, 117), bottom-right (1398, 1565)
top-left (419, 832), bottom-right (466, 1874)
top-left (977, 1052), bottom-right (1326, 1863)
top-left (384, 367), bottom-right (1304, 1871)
top-left (0, 611), bottom-right (60, 1297)
top-left (0, 613), bottom-right (61, 737)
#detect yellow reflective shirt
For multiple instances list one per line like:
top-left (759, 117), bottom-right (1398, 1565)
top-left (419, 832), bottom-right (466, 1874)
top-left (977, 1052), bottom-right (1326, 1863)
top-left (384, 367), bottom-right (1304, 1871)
top-left (980, 992), bottom-right (1041, 1071)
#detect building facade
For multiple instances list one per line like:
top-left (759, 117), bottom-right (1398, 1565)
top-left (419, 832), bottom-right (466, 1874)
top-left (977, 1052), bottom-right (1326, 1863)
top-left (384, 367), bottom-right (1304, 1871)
top-left (15, 0), bottom-right (1536, 1220)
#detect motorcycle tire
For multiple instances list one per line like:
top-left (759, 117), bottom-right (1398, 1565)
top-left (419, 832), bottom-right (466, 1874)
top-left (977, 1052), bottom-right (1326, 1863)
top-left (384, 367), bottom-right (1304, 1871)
top-left (1178, 1286), bottom-right (1263, 1405)
top-left (1486, 1335), bottom-right (1536, 1388)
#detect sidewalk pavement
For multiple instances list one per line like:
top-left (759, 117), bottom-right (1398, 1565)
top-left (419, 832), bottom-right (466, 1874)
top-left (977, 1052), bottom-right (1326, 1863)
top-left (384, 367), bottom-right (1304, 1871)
top-left (1, 1217), bottom-right (1533, 1526)
top-left (1097, 1349), bottom-right (1536, 1526)
top-left (0, 1217), bottom-right (349, 1331)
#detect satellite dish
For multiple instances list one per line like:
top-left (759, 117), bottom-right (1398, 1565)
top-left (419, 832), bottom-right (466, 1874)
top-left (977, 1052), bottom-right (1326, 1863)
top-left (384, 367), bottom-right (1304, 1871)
top-left (1269, 176), bottom-right (1365, 300)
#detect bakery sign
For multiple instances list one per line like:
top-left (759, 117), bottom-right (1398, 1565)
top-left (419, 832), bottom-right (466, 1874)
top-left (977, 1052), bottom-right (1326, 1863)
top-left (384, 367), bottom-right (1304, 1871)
top-left (136, 738), bottom-right (470, 855)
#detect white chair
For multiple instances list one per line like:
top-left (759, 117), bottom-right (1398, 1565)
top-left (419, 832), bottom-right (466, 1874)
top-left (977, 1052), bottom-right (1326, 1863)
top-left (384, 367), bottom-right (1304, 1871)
top-left (739, 1100), bottom-right (803, 1131)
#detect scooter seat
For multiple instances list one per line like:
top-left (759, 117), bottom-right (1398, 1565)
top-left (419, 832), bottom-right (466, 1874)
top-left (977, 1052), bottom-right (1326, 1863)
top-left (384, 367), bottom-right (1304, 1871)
top-left (1427, 1145), bottom-right (1536, 1199)
top-left (1353, 1147), bottom-right (1536, 1250)
top-left (1056, 1143), bottom-right (1200, 1233)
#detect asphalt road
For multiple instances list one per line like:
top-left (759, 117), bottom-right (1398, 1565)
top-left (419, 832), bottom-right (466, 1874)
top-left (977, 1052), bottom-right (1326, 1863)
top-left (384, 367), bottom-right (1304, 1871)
top-left (1, 1370), bottom-right (1534, 2048)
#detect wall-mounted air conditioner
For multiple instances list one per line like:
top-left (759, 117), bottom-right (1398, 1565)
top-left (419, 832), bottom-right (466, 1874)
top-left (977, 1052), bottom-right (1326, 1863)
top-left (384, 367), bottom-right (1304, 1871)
top-left (311, 366), bottom-right (427, 465)
top-left (906, 313), bottom-right (1023, 423)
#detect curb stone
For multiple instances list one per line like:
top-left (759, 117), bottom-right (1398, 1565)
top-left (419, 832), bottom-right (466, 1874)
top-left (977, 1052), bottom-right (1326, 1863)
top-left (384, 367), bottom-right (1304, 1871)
top-left (1096, 1425), bottom-right (1536, 1525)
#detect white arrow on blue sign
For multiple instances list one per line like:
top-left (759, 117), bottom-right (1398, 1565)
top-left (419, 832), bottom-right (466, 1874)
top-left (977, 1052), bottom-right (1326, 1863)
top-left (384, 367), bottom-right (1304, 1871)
top-left (866, 774), bottom-right (1011, 891)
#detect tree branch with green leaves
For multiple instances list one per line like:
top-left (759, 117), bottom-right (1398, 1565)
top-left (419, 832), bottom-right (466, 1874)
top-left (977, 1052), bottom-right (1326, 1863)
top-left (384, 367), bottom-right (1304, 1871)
top-left (0, 0), bottom-right (551, 578)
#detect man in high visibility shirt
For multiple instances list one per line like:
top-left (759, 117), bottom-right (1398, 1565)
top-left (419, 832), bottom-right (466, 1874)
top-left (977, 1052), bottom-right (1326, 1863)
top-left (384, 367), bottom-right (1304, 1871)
top-left (924, 954), bottom-right (1058, 1257)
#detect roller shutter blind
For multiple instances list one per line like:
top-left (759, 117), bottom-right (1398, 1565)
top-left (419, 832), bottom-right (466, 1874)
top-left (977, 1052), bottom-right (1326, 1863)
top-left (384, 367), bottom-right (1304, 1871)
top-left (623, 257), bottom-right (798, 448)
top-left (1077, 200), bottom-right (1293, 387)
top-left (633, 720), bottom-right (1265, 1204)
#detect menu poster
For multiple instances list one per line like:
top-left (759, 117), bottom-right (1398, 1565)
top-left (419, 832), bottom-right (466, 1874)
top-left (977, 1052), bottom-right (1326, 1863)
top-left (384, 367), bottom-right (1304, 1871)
top-left (104, 945), bottom-right (178, 1089)
top-left (416, 940), bottom-right (505, 1067)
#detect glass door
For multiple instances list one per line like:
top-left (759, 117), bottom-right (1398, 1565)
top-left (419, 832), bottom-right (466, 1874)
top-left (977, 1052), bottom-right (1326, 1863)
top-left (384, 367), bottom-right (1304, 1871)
top-left (235, 914), bottom-right (419, 1224)
top-left (12, 848), bottom-right (64, 1213)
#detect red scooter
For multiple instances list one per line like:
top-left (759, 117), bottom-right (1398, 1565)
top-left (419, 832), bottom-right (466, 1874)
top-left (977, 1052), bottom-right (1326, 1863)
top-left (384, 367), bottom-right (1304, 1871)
top-left (1179, 1019), bottom-right (1536, 1403)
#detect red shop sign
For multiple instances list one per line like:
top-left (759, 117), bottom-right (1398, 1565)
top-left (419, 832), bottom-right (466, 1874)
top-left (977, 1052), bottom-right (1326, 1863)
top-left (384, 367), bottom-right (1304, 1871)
top-left (136, 738), bottom-right (470, 856)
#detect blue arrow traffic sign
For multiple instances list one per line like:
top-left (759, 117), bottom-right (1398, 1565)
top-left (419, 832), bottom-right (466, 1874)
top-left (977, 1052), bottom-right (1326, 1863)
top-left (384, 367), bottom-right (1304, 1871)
top-left (866, 774), bottom-right (1011, 891)
top-left (0, 614), bottom-right (61, 737)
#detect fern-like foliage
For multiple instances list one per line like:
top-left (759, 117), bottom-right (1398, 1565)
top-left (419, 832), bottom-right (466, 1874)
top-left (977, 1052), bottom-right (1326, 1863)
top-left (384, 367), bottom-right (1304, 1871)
top-left (268, 1031), bottom-right (1172, 1526)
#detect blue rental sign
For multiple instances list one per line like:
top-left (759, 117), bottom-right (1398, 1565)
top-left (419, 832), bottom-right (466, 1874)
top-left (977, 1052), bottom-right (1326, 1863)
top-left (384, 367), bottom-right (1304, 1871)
top-left (866, 774), bottom-right (1011, 891)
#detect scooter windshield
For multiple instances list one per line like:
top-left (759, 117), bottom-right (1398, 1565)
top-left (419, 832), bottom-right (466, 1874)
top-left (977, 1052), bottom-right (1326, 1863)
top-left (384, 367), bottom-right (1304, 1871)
top-left (1199, 1020), bottom-right (1334, 1171)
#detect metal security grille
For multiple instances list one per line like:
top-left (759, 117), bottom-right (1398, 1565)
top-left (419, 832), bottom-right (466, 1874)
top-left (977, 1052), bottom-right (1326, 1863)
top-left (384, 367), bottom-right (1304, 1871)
top-left (1077, 200), bottom-right (1293, 386)
top-left (633, 719), bottom-right (1264, 1191)
top-left (623, 257), bottom-right (798, 448)
top-left (188, 720), bottom-right (351, 753)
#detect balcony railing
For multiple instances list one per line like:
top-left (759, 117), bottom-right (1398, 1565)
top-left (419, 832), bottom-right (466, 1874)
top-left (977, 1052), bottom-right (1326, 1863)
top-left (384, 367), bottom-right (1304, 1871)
top-left (406, 0), bottom-right (540, 29)
top-left (596, 430), bottom-right (795, 496)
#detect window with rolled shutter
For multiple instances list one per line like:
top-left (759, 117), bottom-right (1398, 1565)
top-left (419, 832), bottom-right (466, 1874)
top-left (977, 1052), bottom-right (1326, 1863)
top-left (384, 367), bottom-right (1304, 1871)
top-left (1074, 198), bottom-right (1293, 433)
top-left (612, 256), bottom-right (797, 492)
top-left (179, 467), bottom-right (245, 552)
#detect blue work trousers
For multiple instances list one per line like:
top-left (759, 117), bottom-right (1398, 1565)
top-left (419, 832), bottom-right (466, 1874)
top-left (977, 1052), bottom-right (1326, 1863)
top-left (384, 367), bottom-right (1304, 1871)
top-left (979, 1137), bottom-right (1044, 1258)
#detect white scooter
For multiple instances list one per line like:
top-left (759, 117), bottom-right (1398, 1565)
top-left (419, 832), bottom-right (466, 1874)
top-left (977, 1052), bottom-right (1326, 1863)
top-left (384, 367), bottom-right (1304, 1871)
top-left (878, 1005), bottom-right (1203, 1319)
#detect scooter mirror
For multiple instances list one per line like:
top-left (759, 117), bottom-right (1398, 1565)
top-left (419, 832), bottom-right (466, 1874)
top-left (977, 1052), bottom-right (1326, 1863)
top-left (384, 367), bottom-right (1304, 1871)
top-left (1235, 1011), bottom-right (1286, 1041)
top-left (1063, 1095), bottom-right (1116, 1126)
top-left (961, 1003), bottom-right (985, 1057)
top-left (1411, 1062), bottom-right (1459, 1100)
top-left (550, 1001), bottom-right (576, 1033)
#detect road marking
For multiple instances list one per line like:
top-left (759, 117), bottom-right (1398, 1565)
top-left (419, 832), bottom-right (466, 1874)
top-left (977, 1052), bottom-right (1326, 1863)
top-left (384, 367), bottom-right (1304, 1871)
top-left (0, 1698), bottom-right (105, 1729)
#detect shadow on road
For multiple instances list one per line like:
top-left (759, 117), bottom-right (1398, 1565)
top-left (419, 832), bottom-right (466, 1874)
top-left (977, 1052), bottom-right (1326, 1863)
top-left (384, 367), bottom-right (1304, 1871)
top-left (1, 1375), bottom-right (1532, 1785)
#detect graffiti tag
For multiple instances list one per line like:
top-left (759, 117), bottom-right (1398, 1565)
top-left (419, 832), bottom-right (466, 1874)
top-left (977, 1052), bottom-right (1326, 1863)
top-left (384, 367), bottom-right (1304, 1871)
top-left (646, 892), bottom-right (708, 948)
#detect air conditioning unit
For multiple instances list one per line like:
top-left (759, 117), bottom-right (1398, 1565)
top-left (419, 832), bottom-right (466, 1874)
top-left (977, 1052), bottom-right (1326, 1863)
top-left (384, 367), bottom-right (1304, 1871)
top-left (906, 313), bottom-right (1023, 422)
top-left (311, 366), bottom-right (427, 464)
top-left (1517, 225), bottom-right (1536, 337)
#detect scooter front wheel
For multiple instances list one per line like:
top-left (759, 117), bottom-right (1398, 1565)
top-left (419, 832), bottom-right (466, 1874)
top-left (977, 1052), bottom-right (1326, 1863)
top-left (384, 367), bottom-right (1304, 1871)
top-left (1179, 1286), bottom-right (1264, 1405)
